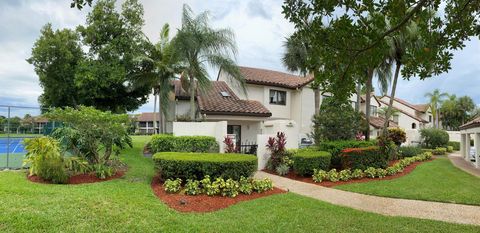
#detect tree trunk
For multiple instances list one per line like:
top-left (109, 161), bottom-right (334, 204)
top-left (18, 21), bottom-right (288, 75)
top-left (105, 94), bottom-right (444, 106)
top-left (189, 75), bottom-right (196, 121)
top-left (356, 82), bottom-right (361, 112)
top-left (158, 90), bottom-right (164, 134)
top-left (365, 69), bottom-right (374, 141)
top-left (314, 85), bottom-right (320, 115)
top-left (152, 88), bottom-right (157, 135)
top-left (382, 61), bottom-right (401, 135)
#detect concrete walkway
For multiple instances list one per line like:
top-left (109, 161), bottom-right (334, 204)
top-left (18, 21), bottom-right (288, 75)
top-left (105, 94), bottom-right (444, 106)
top-left (448, 153), bottom-right (480, 177)
top-left (255, 171), bottom-right (480, 226)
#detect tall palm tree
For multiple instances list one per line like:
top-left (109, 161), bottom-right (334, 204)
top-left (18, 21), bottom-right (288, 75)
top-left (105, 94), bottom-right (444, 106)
top-left (173, 4), bottom-right (245, 120)
top-left (382, 19), bottom-right (423, 133)
top-left (135, 24), bottom-right (178, 133)
top-left (425, 88), bottom-right (448, 128)
top-left (282, 34), bottom-right (322, 114)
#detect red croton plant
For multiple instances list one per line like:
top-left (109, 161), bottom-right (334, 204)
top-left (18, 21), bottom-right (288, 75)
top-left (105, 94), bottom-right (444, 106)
top-left (266, 132), bottom-right (287, 169)
top-left (223, 136), bottom-right (237, 153)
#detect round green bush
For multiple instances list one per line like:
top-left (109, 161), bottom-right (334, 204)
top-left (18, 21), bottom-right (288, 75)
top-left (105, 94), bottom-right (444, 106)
top-left (291, 149), bottom-right (331, 176)
top-left (153, 152), bottom-right (257, 180)
top-left (420, 128), bottom-right (449, 149)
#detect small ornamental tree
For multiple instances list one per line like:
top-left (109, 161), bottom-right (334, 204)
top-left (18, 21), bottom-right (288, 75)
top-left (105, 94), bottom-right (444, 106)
top-left (387, 128), bottom-right (407, 146)
top-left (266, 132), bottom-right (288, 169)
top-left (312, 98), bottom-right (366, 142)
top-left (46, 106), bottom-right (132, 165)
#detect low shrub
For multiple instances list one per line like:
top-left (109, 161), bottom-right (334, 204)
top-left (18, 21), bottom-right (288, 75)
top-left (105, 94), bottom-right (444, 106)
top-left (365, 167), bottom-right (377, 178)
top-left (339, 169), bottom-right (351, 181)
top-left (184, 179), bottom-right (202, 195)
top-left (376, 168), bottom-right (387, 178)
top-left (252, 178), bottom-right (274, 193)
top-left (153, 152), bottom-right (257, 181)
top-left (92, 164), bottom-right (116, 179)
top-left (150, 135), bottom-right (219, 153)
top-left (312, 169), bottom-right (328, 183)
top-left (317, 140), bottom-right (377, 168)
top-left (239, 177), bottom-right (253, 194)
top-left (340, 146), bottom-right (388, 170)
top-left (164, 178), bottom-right (182, 193)
top-left (433, 147), bottom-right (447, 155)
top-left (420, 128), bottom-right (449, 149)
top-left (399, 146), bottom-right (423, 158)
top-left (327, 169), bottom-right (339, 182)
top-left (291, 149), bottom-right (331, 176)
top-left (220, 178), bottom-right (240, 197)
top-left (36, 157), bottom-right (69, 184)
top-left (448, 141), bottom-right (460, 151)
top-left (351, 169), bottom-right (364, 179)
top-left (275, 163), bottom-right (290, 176)
top-left (446, 146), bottom-right (454, 153)
top-left (386, 166), bottom-right (398, 176)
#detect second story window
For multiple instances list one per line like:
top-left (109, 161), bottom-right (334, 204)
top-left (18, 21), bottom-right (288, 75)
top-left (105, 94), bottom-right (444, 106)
top-left (269, 89), bottom-right (286, 105)
top-left (370, 105), bottom-right (377, 116)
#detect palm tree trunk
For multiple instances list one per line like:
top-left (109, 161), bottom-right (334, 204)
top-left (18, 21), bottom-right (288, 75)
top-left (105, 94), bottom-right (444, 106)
top-left (158, 91), bottom-right (164, 134)
top-left (152, 88), bottom-right (157, 135)
top-left (314, 85), bottom-right (320, 115)
top-left (383, 62), bottom-right (401, 135)
top-left (356, 82), bottom-right (361, 112)
top-left (365, 69), bottom-right (374, 141)
top-left (189, 75), bottom-right (196, 121)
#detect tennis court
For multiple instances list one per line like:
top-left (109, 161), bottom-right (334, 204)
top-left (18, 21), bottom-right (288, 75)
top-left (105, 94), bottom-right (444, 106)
top-left (0, 137), bottom-right (29, 169)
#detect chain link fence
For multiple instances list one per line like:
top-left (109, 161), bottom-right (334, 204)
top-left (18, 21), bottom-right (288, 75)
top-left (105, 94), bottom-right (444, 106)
top-left (0, 105), bottom-right (60, 169)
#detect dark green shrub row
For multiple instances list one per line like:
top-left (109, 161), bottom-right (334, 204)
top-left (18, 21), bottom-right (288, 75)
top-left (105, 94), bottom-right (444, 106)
top-left (153, 152), bottom-right (257, 180)
top-left (399, 146), bottom-right (423, 158)
top-left (339, 146), bottom-right (388, 170)
top-left (317, 140), bottom-right (377, 167)
top-left (291, 149), bottom-right (331, 176)
top-left (448, 141), bottom-right (460, 151)
top-left (420, 128), bottom-right (449, 149)
top-left (150, 135), bottom-right (219, 153)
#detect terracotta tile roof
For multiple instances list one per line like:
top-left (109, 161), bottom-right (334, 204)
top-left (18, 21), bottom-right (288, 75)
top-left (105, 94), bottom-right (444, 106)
top-left (413, 104), bottom-right (430, 113)
top-left (197, 81), bottom-right (271, 117)
top-left (136, 112), bottom-right (160, 122)
top-left (378, 99), bottom-right (428, 123)
top-left (360, 94), bottom-right (382, 106)
top-left (237, 66), bottom-right (313, 89)
top-left (369, 116), bottom-right (398, 129)
top-left (460, 116), bottom-right (480, 130)
top-left (382, 96), bottom-right (429, 113)
top-left (33, 116), bottom-right (48, 123)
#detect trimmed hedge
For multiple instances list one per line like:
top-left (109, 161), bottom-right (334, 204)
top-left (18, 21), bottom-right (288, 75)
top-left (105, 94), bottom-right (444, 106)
top-left (291, 149), bottom-right (331, 176)
top-left (150, 135), bottom-right (219, 153)
top-left (153, 152), bottom-right (257, 180)
top-left (448, 141), bottom-right (460, 151)
top-left (340, 146), bottom-right (388, 170)
top-left (399, 146), bottom-right (423, 158)
top-left (317, 140), bottom-right (377, 167)
top-left (420, 128), bottom-right (449, 149)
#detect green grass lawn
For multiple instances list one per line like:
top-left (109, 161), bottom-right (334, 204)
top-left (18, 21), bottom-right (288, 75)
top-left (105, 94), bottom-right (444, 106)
top-left (0, 136), bottom-right (479, 232)
top-left (337, 157), bottom-right (480, 205)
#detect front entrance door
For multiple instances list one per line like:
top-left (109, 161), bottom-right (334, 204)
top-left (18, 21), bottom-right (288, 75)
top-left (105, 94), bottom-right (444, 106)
top-left (227, 125), bottom-right (241, 148)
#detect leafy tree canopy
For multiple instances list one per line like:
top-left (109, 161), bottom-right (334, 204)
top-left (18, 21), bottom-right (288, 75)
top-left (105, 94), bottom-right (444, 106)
top-left (29, 0), bottom-right (151, 113)
top-left (283, 0), bottom-right (479, 102)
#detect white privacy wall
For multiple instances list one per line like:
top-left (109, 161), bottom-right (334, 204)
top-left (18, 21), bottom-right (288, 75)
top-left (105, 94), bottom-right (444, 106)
top-left (172, 121), bottom-right (228, 153)
top-left (447, 131), bottom-right (460, 142)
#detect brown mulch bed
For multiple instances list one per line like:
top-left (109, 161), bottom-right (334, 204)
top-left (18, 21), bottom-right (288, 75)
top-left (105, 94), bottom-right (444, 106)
top-left (266, 158), bottom-right (435, 188)
top-left (27, 170), bottom-right (126, 185)
top-left (151, 175), bottom-right (286, 213)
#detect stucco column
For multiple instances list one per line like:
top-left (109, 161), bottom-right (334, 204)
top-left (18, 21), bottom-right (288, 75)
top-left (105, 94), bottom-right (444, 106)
top-left (465, 134), bottom-right (471, 161)
top-left (460, 134), bottom-right (466, 159)
top-left (475, 133), bottom-right (480, 168)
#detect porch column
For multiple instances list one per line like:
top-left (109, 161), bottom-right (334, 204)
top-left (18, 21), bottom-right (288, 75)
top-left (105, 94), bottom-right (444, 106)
top-left (475, 133), bottom-right (480, 168)
top-left (465, 134), bottom-right (471, 161)
top-left (460, 134), bottom-right (467, 159)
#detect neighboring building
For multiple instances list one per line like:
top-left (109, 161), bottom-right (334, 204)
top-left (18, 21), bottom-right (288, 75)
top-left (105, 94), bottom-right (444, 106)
top-left (134, 112), bottom-right (160, 135)
top-left (379, 96), bottom-right (432, 130)
top-left (33, 117), bottom-right (48, 134)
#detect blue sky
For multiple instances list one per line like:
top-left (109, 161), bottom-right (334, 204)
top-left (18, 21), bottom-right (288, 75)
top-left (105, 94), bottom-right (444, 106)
top-left (0, 0), bottom-right (479, 115)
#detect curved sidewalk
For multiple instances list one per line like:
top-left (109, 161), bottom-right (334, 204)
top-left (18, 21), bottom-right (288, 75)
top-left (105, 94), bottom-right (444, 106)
top-left (448, 153), bottom-right (480, 177)
top-left (255, 171), bottom-right (480, 226)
